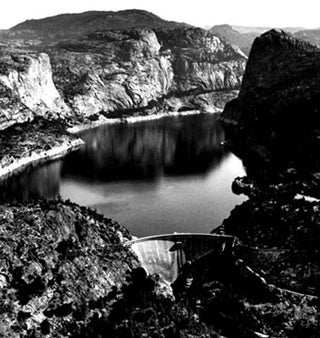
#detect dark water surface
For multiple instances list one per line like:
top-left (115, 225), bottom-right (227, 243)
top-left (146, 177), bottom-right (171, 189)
top-left (1, 115), bottom-right (246, 237)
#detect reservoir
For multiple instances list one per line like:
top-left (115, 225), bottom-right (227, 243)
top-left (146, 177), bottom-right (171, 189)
top-left (1, 114), bottom-right (246, 237)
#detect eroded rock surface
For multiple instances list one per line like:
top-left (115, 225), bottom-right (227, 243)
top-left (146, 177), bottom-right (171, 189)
top-left (50, 27), bottom-right (246, 120)
top-left (0, 199), bottom-right (136, 337)
top-left (0, 51), bottom-right (70, 130)
top-left (0, 25), bottom-right (246, 130)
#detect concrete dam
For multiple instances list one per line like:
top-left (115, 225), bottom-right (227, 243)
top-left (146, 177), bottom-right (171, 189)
top-left (127, 233), bottom-right (236, 284)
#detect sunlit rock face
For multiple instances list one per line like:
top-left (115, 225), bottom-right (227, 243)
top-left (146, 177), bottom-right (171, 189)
top-left (0, 26), bottom-right (246, 130)
top-left (0, 52), bottom-right (70, 130)
top-left (50, 27), bottom-right (246, 119)
top-left (51, 29), bottom-right (174, 117)
top-left (155, 27), bottom-right (247, 92)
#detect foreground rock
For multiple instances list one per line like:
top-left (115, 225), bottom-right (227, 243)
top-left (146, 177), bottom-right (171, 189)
top-left (85, 245), bottom-right (318, 337)
top-left (0, 199), bottom-right (136, 337)
top-left (219, 172), bottom-right (320, 292)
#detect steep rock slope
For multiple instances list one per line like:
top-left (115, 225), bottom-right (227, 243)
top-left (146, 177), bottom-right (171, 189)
top-left (0, 50), bottom-right (69, 130)
top-left (50, 28), bottom-right (173, 118)
top-left (221, 29), bottom-right (320, 156)
top-left (50, 27), bottom-right (246, 119)
top-left (155, 27), bottom-right (246, 91)
top-left (0, 23), bottom-right (246, 130)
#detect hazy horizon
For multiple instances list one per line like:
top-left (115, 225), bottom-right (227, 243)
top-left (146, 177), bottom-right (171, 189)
top-left (1, 0), bottom-right (320, 31)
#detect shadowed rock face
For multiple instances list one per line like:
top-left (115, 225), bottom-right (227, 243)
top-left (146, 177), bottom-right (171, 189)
top-left (221, 29), bottom-right (320, 164)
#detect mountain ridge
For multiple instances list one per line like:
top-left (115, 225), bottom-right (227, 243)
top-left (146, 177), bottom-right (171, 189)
top-left (5, 9), bottom-right (190, 45)
top-left (209, 24), bottom-right (311, 55)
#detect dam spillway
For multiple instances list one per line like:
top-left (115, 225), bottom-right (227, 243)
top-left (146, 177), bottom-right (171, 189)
top-left (128, 233), bottom-right (236, 283)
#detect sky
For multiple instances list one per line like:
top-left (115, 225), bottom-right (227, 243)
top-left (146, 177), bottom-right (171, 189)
top-left (1, 0), bottom-right (320, 30)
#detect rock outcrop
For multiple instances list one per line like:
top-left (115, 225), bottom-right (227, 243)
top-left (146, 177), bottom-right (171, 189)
top-left (51, 29), bottom-right (174, 118)
top-left (156, 27), bottom-right (246, 90)
top-left (221, 29), bottom-right (320, 163)
top-left (0, 51), bottom-right (70, 130)
top-left (0, 200), bottom-right (136, 337)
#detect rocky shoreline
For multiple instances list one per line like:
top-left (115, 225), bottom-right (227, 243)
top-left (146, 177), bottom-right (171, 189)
top-left (0, 105), bottom-right (232, 182)
top-left (0, 118), bottom-right (84, 182)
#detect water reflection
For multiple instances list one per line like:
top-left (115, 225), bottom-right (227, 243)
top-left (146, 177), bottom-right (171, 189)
top-left (0, 114), bottom-right (247, 236)
top-left (0, 161), bottom-right (62, 202)
top-left (62, 115), bottom-right (226, 181)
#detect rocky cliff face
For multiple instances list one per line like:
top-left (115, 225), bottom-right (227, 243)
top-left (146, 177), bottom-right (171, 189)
top-left (50, 27), bottom-right (246, 120)
top-left (0, 26), bottom-right (246, 130)
top-left (51, 29), bottom-right (174, 118)
top-left (0, 51), bottom-right (69, 130)
top-left (221, 29), bottom-right (320, 162)
top-left (156, 27), bottom-right (246, 91)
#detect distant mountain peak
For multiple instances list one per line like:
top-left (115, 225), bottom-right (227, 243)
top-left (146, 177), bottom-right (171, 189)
top-left (7, 9), bottom-right (191, 45)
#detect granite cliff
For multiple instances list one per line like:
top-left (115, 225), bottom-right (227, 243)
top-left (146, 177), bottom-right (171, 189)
top-left (0, 25), bottom-right (246, 130)
top-left (0, 51), bottom-right (70, 130)
top-left (221, 29), bottom-right (320, 165)
top-left (50, 27), bottom-right (246, 120)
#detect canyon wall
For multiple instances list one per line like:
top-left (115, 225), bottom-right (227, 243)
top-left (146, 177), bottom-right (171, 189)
top-left (0, 52), bottom-right (70, 129)
top-left (0, 27), bottom-right (247, 130)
